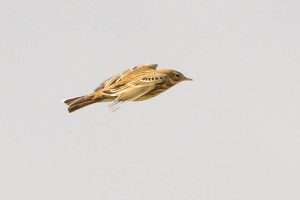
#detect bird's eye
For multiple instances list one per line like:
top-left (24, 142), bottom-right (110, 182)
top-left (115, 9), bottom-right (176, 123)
top-left (175, 74), bottom-right (180, 78)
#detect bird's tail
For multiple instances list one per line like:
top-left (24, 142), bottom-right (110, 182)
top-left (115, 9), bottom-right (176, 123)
top-left (63, 94), bottom-right (97, 113)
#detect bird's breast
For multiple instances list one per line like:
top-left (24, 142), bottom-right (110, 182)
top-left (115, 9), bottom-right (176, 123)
top-left (134, 82), bottom-right (174, 101)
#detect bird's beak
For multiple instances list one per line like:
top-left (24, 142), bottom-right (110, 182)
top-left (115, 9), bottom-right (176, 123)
top-left (184, 77), bottom-right (193, 81)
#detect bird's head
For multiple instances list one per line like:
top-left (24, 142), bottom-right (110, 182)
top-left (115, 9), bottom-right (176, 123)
top-left (167, 70), bottom-right (193, 83)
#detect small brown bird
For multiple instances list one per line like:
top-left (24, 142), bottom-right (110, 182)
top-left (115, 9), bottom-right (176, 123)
top-left (63, 64), bottom-right (192, 112)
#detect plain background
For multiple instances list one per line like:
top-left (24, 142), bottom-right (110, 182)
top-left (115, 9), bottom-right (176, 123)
top-left (0, 0), bottom-right (299, 199)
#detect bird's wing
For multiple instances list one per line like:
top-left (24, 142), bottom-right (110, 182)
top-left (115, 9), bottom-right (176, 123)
top-left (106, 80), bottom-right (156, 112)
top-left (94, 64), bottom-right (158, 92)
top-left (102, 72), bottom-right (166, 96)
top-left (102, 78), bottom-right (151, 96)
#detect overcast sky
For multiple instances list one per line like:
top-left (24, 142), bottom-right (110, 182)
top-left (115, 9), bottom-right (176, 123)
top-left (0, 0), bottom-right (299, 199)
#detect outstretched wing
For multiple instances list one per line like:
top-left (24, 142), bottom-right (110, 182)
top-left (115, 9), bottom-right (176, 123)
top-left (94, 64), bottom-right (158, 92)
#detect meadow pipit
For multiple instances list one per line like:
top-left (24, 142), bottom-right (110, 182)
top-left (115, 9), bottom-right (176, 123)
top-left (63, 64), bottom-right (192, 112)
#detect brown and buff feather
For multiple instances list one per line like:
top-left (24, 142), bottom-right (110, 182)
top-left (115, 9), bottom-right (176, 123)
top-left (63, 96), bottom-right (84, 105)
top-left (66, 94), bottom-right (98, 113)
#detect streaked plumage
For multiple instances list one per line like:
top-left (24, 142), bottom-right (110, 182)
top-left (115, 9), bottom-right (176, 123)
top-left (63, 64), bottom-right (192, 113)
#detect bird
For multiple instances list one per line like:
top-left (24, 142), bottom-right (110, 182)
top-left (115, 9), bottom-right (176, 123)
top-left (63, 64), bottom-right (192, 113)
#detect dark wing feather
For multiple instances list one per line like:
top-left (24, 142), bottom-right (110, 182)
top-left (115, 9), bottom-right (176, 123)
top-left (94, 64), bottom-right (158, 92)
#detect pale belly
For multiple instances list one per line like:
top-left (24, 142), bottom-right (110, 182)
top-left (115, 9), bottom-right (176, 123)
top-left (134, 87), bottom-right (171, 101)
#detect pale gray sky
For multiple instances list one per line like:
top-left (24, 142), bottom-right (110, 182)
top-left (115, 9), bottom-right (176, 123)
top-left (0, 0), bottom-right (299, 199)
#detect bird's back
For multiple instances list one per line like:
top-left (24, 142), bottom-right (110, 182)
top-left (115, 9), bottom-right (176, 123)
top-left (94, 64), bottom-right (158, 91)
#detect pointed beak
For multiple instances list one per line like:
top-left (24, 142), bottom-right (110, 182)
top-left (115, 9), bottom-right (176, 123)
top-left (184, 77), bottom-right (193, 81)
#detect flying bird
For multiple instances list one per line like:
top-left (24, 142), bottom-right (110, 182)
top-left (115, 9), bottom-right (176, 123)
top-left (63, 64), bottom-right (192, 112)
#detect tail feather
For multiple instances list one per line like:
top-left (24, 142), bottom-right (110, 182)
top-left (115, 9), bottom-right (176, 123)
top-left (63, 96), bottom-right (84, 105)
top-left (66, 94), bottom-right (96, 113)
